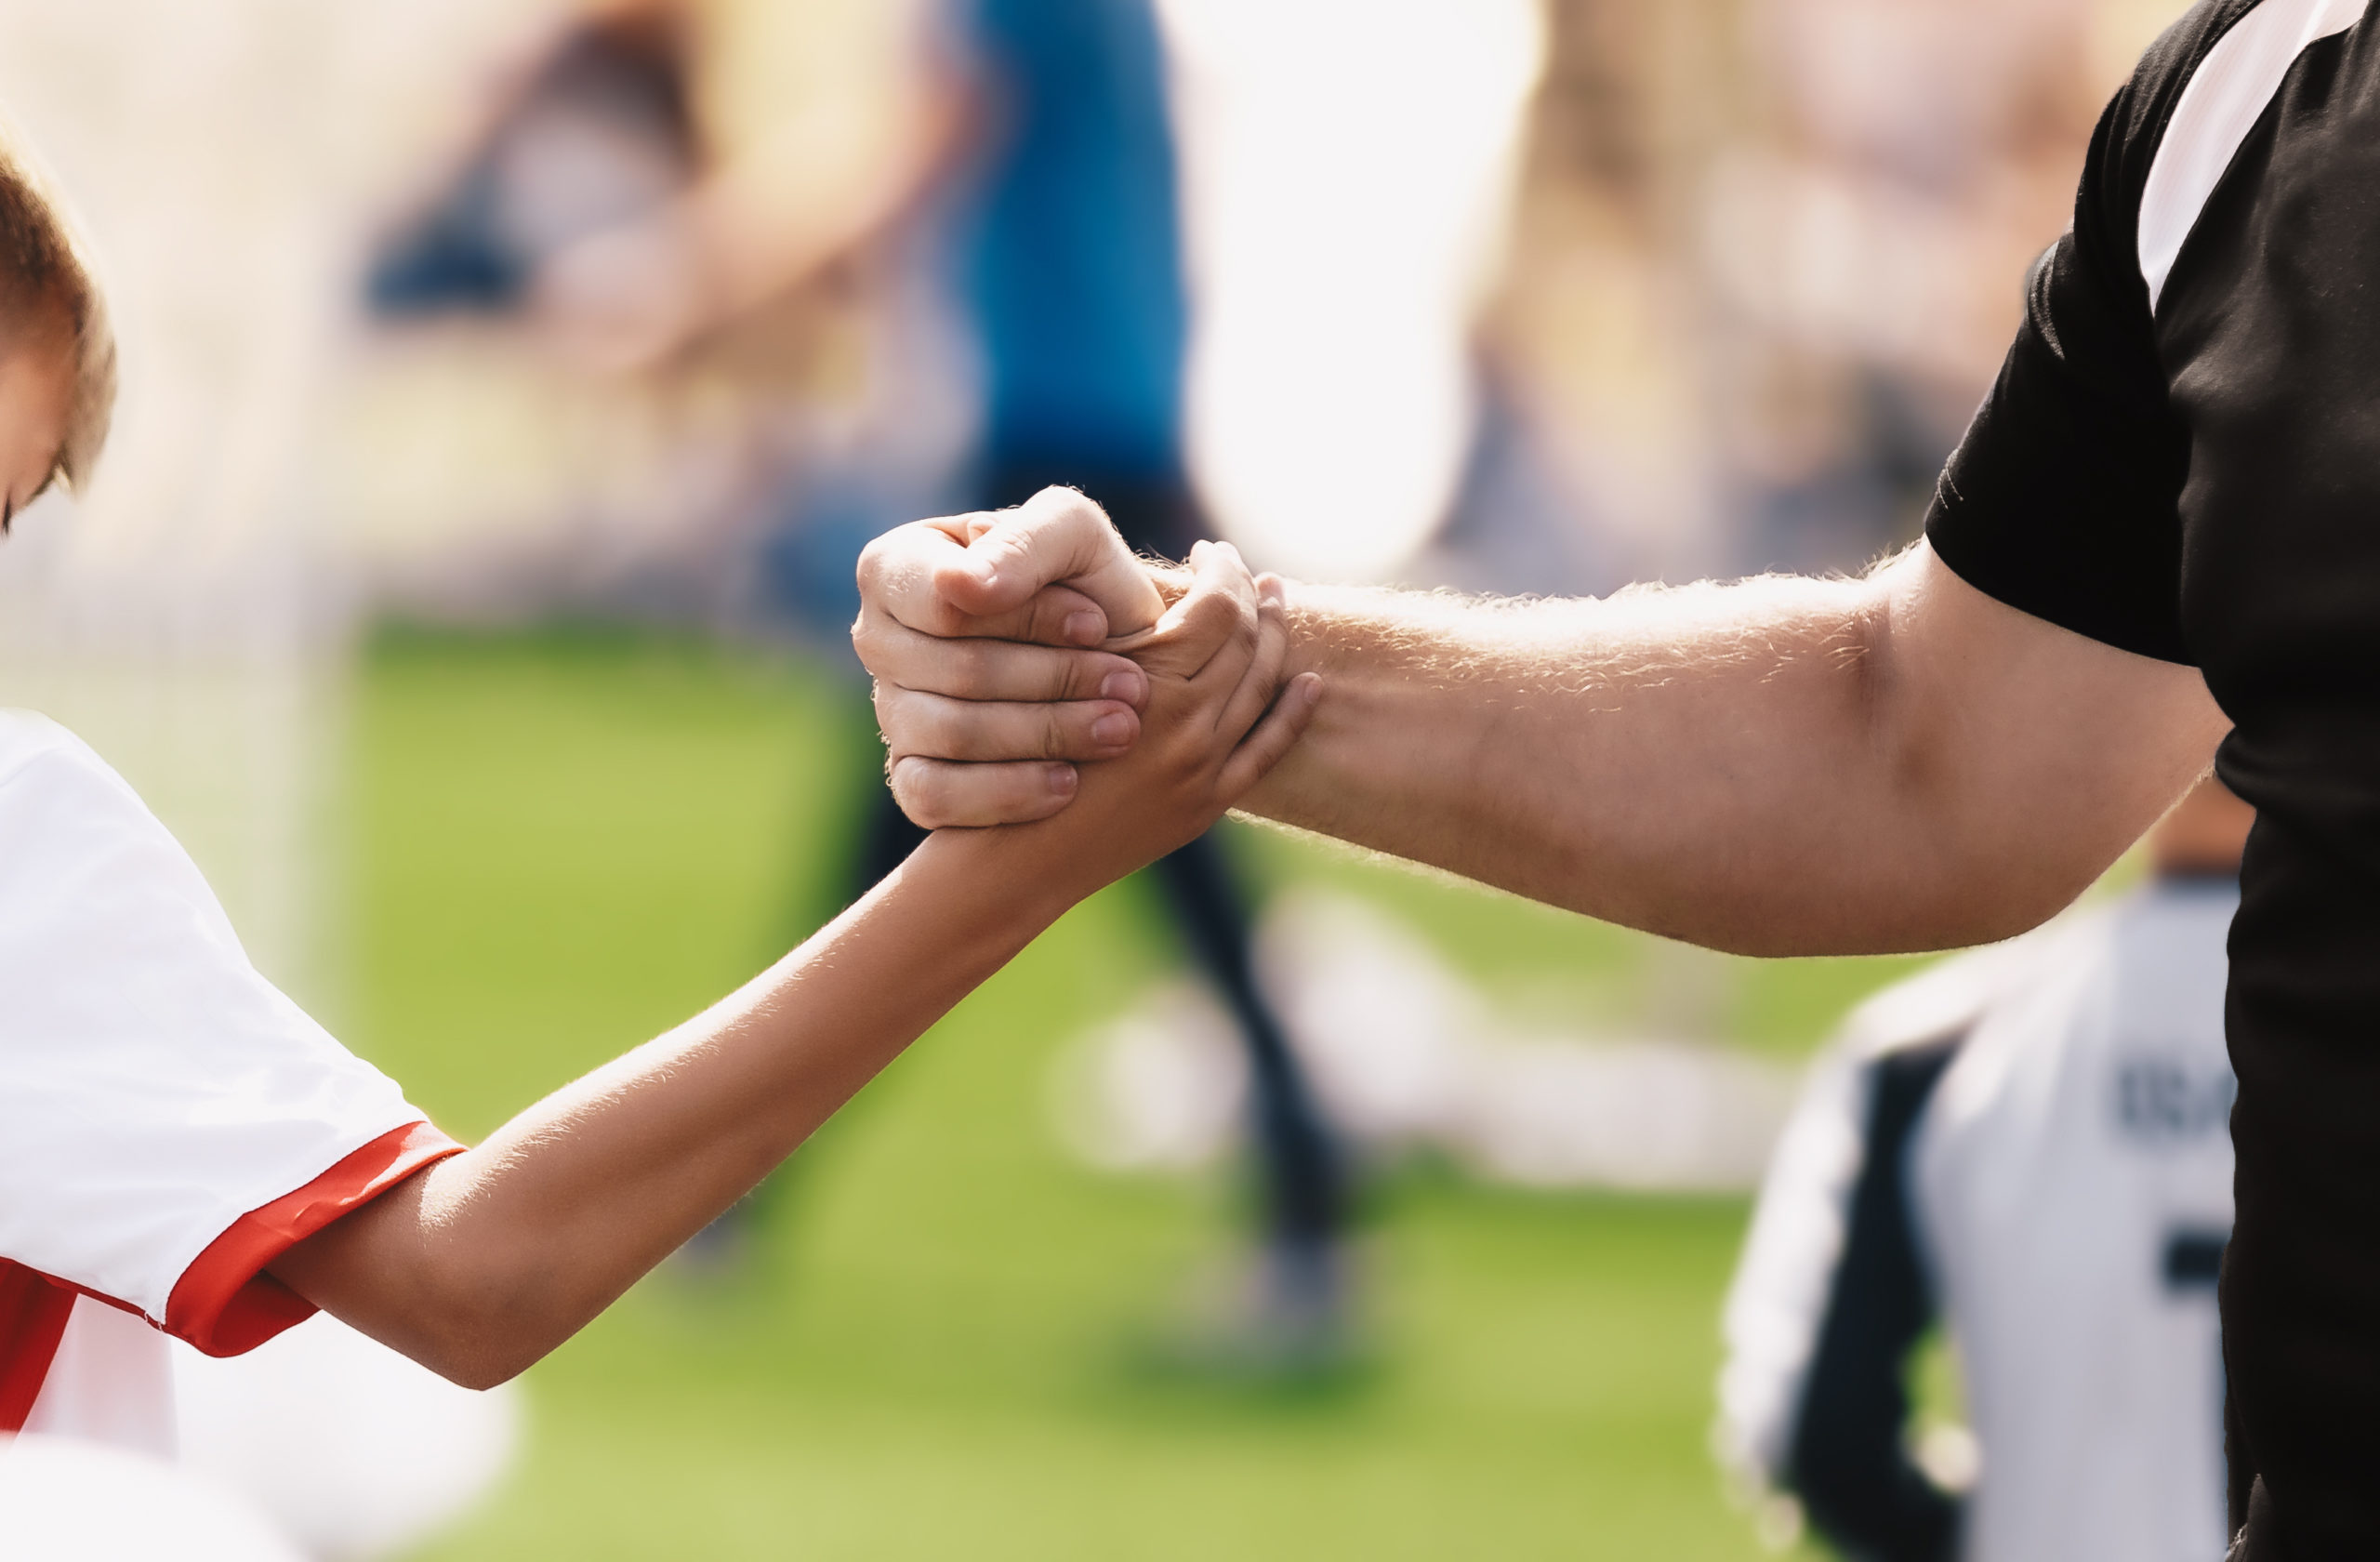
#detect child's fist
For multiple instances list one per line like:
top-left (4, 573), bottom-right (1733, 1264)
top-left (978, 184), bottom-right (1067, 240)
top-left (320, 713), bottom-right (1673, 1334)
top-left (1027, 539), bottom-right (1320, 891)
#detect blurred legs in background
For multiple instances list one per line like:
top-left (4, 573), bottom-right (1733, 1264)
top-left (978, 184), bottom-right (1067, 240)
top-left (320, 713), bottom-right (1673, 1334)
top-left (855, 465), bottom-right (1353, 1362)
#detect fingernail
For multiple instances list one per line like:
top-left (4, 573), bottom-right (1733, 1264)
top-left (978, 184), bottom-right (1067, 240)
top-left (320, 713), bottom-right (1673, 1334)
top-left (1047, 763), bottom-right (1078, 796)
top-left (1299, 673), bottom-right (1323, 705)
top-left (1091, 712), bottom-right (1133, 747)
top-left (1100, 667), bottom-right (1146, 703)
top-left (1064, 610), bottom-right (1103, 645)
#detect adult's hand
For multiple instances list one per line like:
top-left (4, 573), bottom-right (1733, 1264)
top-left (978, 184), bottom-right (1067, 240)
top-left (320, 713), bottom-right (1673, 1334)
top-left (853, 486), bottom-right (1170, 827)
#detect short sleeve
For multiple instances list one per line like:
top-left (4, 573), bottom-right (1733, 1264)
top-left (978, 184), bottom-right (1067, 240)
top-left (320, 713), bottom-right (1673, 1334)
top-left (1924, 0), bottom-right (2263, 667)
top-left (0, 717), bottom-right (462, 1355)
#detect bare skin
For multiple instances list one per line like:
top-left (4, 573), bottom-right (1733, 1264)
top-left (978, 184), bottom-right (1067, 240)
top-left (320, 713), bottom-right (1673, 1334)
top-left (2148, 773), bottom-right (2253, 878)
top-left (267, 541), bottom-right (1318, 1389)
top-left (851, 488), bottom-right (2230, 957)
top-left (0, 332), bottom-right (73, 528)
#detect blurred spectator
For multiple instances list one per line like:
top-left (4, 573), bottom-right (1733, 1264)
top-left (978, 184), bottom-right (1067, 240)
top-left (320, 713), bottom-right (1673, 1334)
top-left (367, 0), bottom-right (951, 368)
top-left (1703, 0), bottom-right (2110, 575)
top-left (1457, 0), bottom-right (1740, 591)
top-left (348, 0), bottom-right (959, 617)
top-left (365, 4), bottom-right (702, 323)
top-left (1718, 776), bottom-right (2248, 1562)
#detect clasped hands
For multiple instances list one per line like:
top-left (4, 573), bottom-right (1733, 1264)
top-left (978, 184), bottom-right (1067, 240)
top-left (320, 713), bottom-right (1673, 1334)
top-left (852, 487), bottom-right (1317, 866)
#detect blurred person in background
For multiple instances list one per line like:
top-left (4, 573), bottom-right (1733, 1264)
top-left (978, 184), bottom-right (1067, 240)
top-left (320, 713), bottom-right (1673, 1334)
top-left (1448, 0), bottom-right (1738, 597)
top-left (365, 0), bottom-right (950, 377)
top-left (351, 0), bottom-right (964, 616)
top-left (1705, 0), bottom-right (2108, 574)
top-left (1719, 775), bottom-right (2249, 1562)
top-left (368, 0), bottom-right (1355, 1351)
top-left (364, 2), bottom-right (704, 326)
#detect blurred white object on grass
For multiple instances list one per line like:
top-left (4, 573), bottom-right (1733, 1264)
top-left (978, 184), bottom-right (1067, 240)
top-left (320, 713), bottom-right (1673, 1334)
top-left (1054, 890), bottom-right (1795, 1192)
top-left (174, 1313), bottom-right (521, 1562)
top-left (0, 1432), bottom-right (307, 1562)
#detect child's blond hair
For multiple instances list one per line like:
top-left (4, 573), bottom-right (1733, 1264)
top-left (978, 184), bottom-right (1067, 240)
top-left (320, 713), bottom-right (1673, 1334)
top-left (0, 120), bottom-right (113, 493)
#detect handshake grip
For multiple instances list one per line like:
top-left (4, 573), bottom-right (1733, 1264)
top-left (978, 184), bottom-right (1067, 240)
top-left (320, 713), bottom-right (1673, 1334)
top-left (853, 488), bottom-right (1317, 832)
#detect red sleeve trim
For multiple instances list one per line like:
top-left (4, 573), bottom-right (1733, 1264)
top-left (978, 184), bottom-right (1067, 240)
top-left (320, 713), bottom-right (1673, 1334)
top-left (164, 1120), bottom-right (466, 1358)
top-left (0, 1260), bottom-right (78, 1432)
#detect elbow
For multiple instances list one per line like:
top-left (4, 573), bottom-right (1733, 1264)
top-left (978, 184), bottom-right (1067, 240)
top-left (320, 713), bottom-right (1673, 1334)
top-left (407, 1312), bottom-right (549, 1393)
top-left (1924, 858), bottom-right (2099, 947)
top-left (425, 1342), bottom-right (537, 1395)
top-left (394, 1266), bottom-right (576, 1392)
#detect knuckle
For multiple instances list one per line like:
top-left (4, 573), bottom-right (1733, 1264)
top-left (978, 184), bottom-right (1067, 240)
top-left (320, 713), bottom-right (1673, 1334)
top-left (855, 527), bottom-right (916, 593)
top-left (850, 606), bottom-right (892, 663)
top-left (872, 688), bottom-right (915, 748)
top-left (881, 689), bottom-right (955, 756)
top-left (877, 682), bottom-right (926, 739)
top-left (885, 758), bottom-right (932, 820)
top-left (903, 765), bottom-right (962, 828)
top-left (909, 699), bottom-right (958, 755)
top-left (1038, 484), bottom-right (1095, 523)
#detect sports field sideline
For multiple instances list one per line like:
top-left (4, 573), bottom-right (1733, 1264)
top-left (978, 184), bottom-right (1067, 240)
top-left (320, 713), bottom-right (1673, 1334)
top-left (350, 627), bottom-right (1924, 1561)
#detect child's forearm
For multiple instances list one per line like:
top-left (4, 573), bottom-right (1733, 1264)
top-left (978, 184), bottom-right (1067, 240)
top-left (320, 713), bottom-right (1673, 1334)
top-left (270, 827), bottom-right (1078, 1388)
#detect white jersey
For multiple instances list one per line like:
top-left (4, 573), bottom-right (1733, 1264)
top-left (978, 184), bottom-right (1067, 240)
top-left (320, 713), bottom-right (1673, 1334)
top-left (1720, 879), bottom-right (2237, 1562)
top-left (0, 711), bottom-right (459, 1453)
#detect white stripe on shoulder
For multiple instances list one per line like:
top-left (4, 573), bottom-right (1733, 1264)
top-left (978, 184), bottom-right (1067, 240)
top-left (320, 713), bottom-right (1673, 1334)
top-left (2139, 0), bottom-right (2363, 311)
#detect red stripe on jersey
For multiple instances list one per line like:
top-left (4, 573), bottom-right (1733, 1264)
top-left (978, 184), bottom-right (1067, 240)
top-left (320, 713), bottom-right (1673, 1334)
top-left (165, 1119), bottom-right (465, 1358)
top-left (0, 1261), bottom-right (76, 1432)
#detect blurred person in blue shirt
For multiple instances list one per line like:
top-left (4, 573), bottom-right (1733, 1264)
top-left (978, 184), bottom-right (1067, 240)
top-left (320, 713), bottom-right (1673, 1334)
top-left (854, 0), bottom-right (1353, 1353)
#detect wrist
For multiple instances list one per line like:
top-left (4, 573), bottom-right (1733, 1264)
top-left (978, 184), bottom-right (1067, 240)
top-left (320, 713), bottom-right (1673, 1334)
top-left (1272, 573), bottom-right (1320, 682)
top-left (903, 822), bottom-right (1098, 932)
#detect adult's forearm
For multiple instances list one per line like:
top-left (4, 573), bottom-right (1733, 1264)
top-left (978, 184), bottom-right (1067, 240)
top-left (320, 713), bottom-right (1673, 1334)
top-left (1238, 547), bottom-right (2224, 956)
top-left (272, 828), bottom-right (1070, 1387)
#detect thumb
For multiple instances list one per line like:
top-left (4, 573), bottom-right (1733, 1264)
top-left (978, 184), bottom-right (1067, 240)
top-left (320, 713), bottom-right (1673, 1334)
top-left (938, 487), bottom-right (1166, 640)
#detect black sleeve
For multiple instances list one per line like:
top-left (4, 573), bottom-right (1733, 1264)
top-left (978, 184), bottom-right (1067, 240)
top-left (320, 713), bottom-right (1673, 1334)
top-left (1788, 1039), bottom-right (1963, 1562)
top-left (1924, 0), bottom-right (2265, 667)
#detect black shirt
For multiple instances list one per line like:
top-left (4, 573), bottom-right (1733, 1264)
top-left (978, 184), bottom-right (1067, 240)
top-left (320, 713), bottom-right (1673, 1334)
top-left (1924, 1), bottom-right (2380, 1552)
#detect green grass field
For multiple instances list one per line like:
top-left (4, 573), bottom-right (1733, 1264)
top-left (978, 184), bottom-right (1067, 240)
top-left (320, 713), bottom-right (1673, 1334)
top-left (343, 628), bottom-right (1924, 1561)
